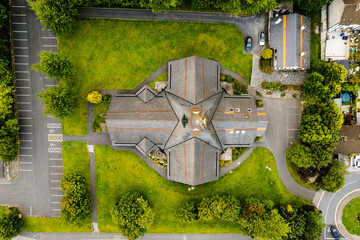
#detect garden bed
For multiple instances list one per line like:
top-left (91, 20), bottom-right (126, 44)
top-left (93, 97), bottom-right (111, 132)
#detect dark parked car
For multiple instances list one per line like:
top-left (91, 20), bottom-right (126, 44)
top-left (245, 37), bottom-right (252, 52)
top-left (330, 226), bottom-right (340, 240)
top-left (259, 31), bottom-right (265, 46)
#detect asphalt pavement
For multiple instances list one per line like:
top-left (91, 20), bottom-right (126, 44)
top-left (0, 0), bottom-right (63, 217)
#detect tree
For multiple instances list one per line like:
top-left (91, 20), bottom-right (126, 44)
top-left (286, 142), bottom-right (315, 169)
top-left (86, 91), bottom-right (102, 104)
top-left (280, 204), bottom-right (307, 240)
top-left (176, 202), bottom-right (197, 223)
top-left (304, 208), bottom-right (325, 240)
top-left (0, 60), bottom-right (14, 85)
top-left (111, 191), bottom-right (155, 240)
top-left (294, 0), bottom-right (329, 12)
top-left (0, 82), bottom-right (14, 119)
top-left (60, 173), bottom-right (92, 225)
top-left (303, 72), bottom-right (329, 100)
top-left (261, 49), bottom-right (273, 60)
top-left (139, 0), bottom-right (181, 12)
top-left (32, 51), bottom-right (75, 81)
top-left (0, 207), bottom-right (23, 240)
top-left (28, 0), bottom-right (78, 36)
top-left (319, 160), bottom-right (348, 192)
top-left (221, 0), bottom-right (278, 15)
top-left (347, 74), bottom-right (360, 84)
top-left (36, 86), bottom-right (77, 120)
top-left (198, 195), bottom-right (241, 222)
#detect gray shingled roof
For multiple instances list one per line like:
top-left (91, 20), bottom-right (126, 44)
top-left (335, 126), bottom-right (360, 154)
top-left (270, 13), bottom-right (310, 69)
top-left (167, 56), bottom-right (222, 104)
top-left (107, 56), bottom-right (269, 186)
top-left (166, 138), bottom-right (219, 185)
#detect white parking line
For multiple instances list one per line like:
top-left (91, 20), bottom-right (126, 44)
top-left (12, 14), bottom-right (26, 16)
top-left (16, 79), bottom-right (30, 81)
top-left (20, 147), bottom-right (32, 149)
top-left (20, 140), bottom-right (32, 142)
top-left (52, 202), bottom-right (61, 204)
top-left (17, 94), bottom-right (30, 96)
top-left (50, 180), bottom-right (61, 183)
top-left (49, 158), bottom-right (62, 160)
top-left (19, 125), bottom-right (32, 127)
top-left (43, 45), bottom-right (57, 47)
top-left (14, 47), bottom-right (28, 49)
top-left (50, 165), bottom-right (63, 168)
top-left (50, 173), bottom-right (63, 175)
top-left (45, 84), bottom-right (55, 87)
top-left (51, 194), bottom-right (64, 197)
top-left (18, 109), bottom-right (31, 111)
top-left (12, 6), bottom-right (26, 8)
top-left (51, 187), bottom-right (61, 190)
top-left (14, 55), bottom-right (29, 57)
top-left (13, 39), bottom-right (28, 41)
top-left (15, 63), bottom-right (29, 65)
top-left (42, 36), bottom-right (57, 39)
top-left (20, 162), bottom-right (32, 165)
top-left (13, 22), bottom-right (27, 24)
top-left (14, 30), bottom-right (27, 33)
top-left (19, 132), bottom-right (31, 134)
top-left (52, 209), bottom-right (61, 211)
top-left (15, 70), bottom-right (29, 73)
top-left (16, 86), bottom-right (30, 89)
top-left (18, 102), bottom-right (30, 104)
top-left (19, 154), bottom-right (32, 157)
top-left (18, 117), bottom-right (31, 120)
top-left (20, 169), bottom-right (32, 172)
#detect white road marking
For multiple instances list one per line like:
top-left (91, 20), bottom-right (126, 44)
top-left (50, 166), bottom-right (63, 168)
top-left (20, 162), bottom-right (32, 164)
top-left (47, 123), bottom-right (62, 128)
top-left (18, 117), bottom-right (31, 120)
top-left (18, 102), bottom-right (30, 104)
top-left (51, 187), bottom-right (61, 190)
top-left (20, 140), bottom-right (32, 142)
top-left (12, 6), bottom-right (26, 8)
top-left (43, 45), bottom-right (57, 47)
top-left (14, 30), bottom-right (27, 33)
top-left (17, 94), bottom-right (30, 96)
top-left (13, 22), bottom-right (27, 24)
top-left (52, 209), bottom-right (61, 211)
top-left (20, 147), bottom-right (32, 150)
top-left (42, 36), bottom-right (57, 39)
top-left (50, 173), bottom-right (63, 175)
top-left (51, 194), bottom-right (64, 197)
top-left (12, 14), bottom-right (26, 16)
top-left (16, 79), bottom-right (30, 81)
top-left (13, 39), bottom-right (27, 41)
top-left (49, 158), bottom-right (62, 161)
top-left (19, 155), bottom-right (32, 157)
top-left (18, 109), bottom-right (31, 111)
top-left (15, 70), bottom-right (29, 73)
top-left (20, 169), bottom-right (32, 172)
top-left (50, 180), bottom-right (61, 183)
top-left (14, 55), bottom-right (29, 57)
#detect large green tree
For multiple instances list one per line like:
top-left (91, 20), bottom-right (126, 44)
top-left (60, 173), bottom-right (92, 225)
top-left (304, 208), bottom-right (325, 240)
top-left (32, 51), bottom-right (75, 81)
top-left (111, 191), bottom-right (155, 240)
top-left (286, 142), bottom-right (315, 169)
top-left (36, 85), bottom-right (77, 120)
top-left (28, 0), bottom-right (78, 36)
top-left (319, 160), bottom-right (348, 192)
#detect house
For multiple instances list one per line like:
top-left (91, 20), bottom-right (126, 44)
top-left (335, 125), bottom-right (360, 154)
top-left (270, 13), bottom-right (311, 70)
top-left (106, 56), bottom-right (268, 186)
top-left (326, 0), bottom-right (360, 60)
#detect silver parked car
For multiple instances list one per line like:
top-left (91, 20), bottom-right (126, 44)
top-left (259, 31), bottom-right (266, 46)
top-left (354, 155), bottom-right (360, 168)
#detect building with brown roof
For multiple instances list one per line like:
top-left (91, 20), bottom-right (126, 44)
top-left (106, 56), bottom-right (268, 185)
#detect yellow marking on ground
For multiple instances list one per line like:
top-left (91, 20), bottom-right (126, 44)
top-left (257, 128), bottom-right (267, 131)
top-left (283, 15), bottom-right (287, 68)
top-left (48, 134), bottom-right (63, 142)
top-left (257, 112), bottom-right (267, 115)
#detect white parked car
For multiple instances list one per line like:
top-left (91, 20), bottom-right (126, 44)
top-left (354, 155), bottom-right (360, 168)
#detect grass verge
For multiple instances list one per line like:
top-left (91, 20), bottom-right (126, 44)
top-left (310, 12), bottom-right (321, 62)
top-left (286, 157), bottom-right (319, 191)
top-left (60, 19), bottom-right (253, 135)
top-left (95, 146), bottom-right (309, 233)
top-left (342, 197), bottom-right (360, 235)
top-left (22, 141), bottom-right (92, 232)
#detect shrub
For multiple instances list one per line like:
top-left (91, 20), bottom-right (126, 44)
top-left (318, 160), bottom-right (348, 192)
top-left (0, 207), bottom-right (23, 240)
top-left (279, 85), bottom-right (285, 92)
top-left (111, 191), bottom-right (155, 240)
top-left (86, 91), bottom-right (102, 104)
top-left (0, 82), bottom-right (14, 119)
top-left (176, 202), bottom-right (197, 223)
top-left (261, 49), bottom-right (273, 59)
top-left (286, 142), bottom-right (315, 169)
top-left (266, 91), bottom-right (272, 95)
top-left (292, 94), bottom-right (298, 98)
top-left (31, 51), bottom-right (75, 81)
top-left (261, 81), bottom-right (283, 91)
top-left (255, 136), bottom-right (262, 142)
top-left (198, 195), bottom-right (241, 222)
top-left (233, 80), bottom-right (248, 95)
top-left (281, 93), bottom-right (285, 97)
top-left (260, 58), bottom-right (273, 73)
top-left (256, 90), bottom-right (263, 96)
top-left (256, 100), bottom-right (263, 106)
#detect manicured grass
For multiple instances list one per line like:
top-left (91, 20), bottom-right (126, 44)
top-left (22, 142), bottom-right (92, 233)
top-left (286, 157), bottom-right (319, 191)
top-left (149, 73), bottom-right (168, 90)
top-left (0, 206), bottom-right (7, 218)
top-left (310, 12), bottom-right (321, 62)
top-left (343, 197), bottom-right (360, 235)
top-left (60, 19), bottom-right (253, 135)
top-left (95, 146), bottom-right (309, 233)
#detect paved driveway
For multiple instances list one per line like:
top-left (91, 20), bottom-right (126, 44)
top-left (78, 8), bottom-right (268, 54)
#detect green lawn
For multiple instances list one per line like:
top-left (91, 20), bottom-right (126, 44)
top-left (342, 197), bottom-right (360, 235)
top-left (286, 157), bottom-right (319, 191)
top-left (310, 12), bottom-right (321, 62)
top-left (22, 141), bottom-right (92, 232)
top-left (94, 146), bottom-right (309, 233)
top-left (59, 19), bottom-right (253, 135)
top-left (0, 206), bottom-right (7, 218)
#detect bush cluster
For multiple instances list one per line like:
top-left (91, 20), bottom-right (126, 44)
top-left (261, 81), bottom-right (285, 91)
top-left (0, 207), bottom-right (23, 240)
top-left (0, 3), bottom-right (19, 162)
top-left (177, 196), bottom-right (324, 240)
top-left (288, 60), bottom-right (348, 192)
top-left (60, 173), bottom-right (92, 225)
top-left (233, 80), bottom-right (248, 95)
